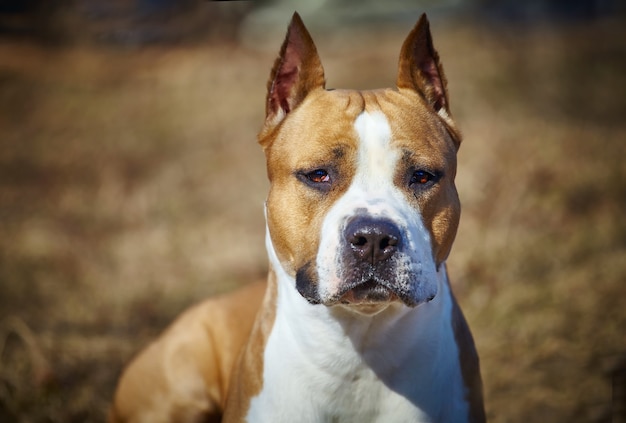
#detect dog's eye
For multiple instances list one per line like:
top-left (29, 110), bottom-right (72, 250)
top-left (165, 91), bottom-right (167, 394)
top-left (306, 169), bottom-right (331, 184)
top-left (410, 170), bottom-right (435, 186)
top-left (297, 168), bottom-right (334, 192)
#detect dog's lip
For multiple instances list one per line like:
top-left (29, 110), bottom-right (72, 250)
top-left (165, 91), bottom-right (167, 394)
top-left (338, 280), bottom-right (399, 305)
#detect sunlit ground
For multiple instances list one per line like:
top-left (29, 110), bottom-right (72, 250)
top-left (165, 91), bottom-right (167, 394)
top-left (0, 14), bottom-right (625, 422)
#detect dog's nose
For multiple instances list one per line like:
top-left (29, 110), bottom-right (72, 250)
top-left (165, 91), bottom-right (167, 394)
top-left (345, 217), bottom-right (402, 265)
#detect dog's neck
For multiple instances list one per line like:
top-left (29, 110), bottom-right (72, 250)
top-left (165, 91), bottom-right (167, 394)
top-left (247, 227), bottom-right (469, 422)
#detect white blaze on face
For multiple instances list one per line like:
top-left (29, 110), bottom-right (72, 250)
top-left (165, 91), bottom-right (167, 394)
top-left (353, 110), bottom-right (398, 193)
top-left (315, 110), bottom-right (439, 305)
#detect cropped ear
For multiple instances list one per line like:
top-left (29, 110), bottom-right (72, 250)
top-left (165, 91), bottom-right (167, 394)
top-left (264, 12), bottom-right (325, 133)
top-left (397, 14), bottom-right (450, 117)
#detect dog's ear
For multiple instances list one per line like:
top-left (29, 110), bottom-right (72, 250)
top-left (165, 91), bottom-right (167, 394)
top-left (263, 12), bottom-right (325, 133)
top-left (397, 14), bottom-right (450, 118)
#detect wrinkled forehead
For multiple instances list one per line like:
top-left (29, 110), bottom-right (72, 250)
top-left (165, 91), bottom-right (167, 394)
top-left (268, 88), bottom-right (456, 167)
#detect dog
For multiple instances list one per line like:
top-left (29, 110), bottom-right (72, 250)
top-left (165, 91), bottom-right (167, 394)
top-left (110, 12), bottom-right (485, 423)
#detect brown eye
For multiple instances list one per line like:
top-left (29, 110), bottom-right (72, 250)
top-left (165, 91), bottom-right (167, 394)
top-left (306, 169), bottom-right (330, 184)
top-left (410, 170), bottom-right (434, 185)
top-left (297, 168), bottom-right (333, 192)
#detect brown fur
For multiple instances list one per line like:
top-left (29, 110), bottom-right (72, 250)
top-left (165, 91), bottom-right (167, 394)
top-left (109, 280), bottom-right (266, 423)
top-left (450, 285), bottom-right (487, 423)
top-left (221, 272), bottom-right (277, 422)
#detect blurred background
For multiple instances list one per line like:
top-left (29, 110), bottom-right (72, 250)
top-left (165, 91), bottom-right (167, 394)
top-left (0, 0), bottom-right (625, 421)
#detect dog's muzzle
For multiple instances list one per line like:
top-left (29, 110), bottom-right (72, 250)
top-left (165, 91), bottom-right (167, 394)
top-left (295, 214), bottom-right (437, 308)
top-left (335, 216), bottom-right (415, 306)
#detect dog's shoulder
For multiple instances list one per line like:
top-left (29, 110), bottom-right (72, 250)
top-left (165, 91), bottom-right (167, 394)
top-left (110, 280), bottom-right (266, 423)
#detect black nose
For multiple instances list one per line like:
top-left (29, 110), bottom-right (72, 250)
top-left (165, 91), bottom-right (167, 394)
top-left (345, 217), bottom-right (402, 265)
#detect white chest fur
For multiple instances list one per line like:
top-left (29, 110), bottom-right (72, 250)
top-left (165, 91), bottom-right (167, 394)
top-left (245, 235), bottom-right (469, 423)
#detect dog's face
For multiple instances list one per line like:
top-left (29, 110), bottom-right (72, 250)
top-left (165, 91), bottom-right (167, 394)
top-left (260, 14), bottom-right (461, 311)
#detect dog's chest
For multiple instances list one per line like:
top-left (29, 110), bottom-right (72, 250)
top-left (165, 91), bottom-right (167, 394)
top-left (246, 324), bottom-right (431, 423)
top-left (244, 268), bottom-right (469, 423)
top-left (247, 363), bottom-right (430, 423)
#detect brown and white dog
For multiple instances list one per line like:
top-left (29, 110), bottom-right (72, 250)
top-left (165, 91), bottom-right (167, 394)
top-left (110, 12), bottom-right (485, 423)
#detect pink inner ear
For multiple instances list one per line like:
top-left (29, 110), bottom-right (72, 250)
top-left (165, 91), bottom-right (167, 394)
top-left (272, 64), bottom-right (298, 114)
top-left (398, 15), bottom-right (449, 114)
top-left (268, 23), bottom-right (309, 116)
top-left (418, 57), bottom-right (446, 111)
top-left (264, 12), bottom-right (325, 125)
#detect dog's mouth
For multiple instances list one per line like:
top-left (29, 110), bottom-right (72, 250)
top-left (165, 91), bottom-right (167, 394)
top-left (338, 279), bottom-right (400, 305)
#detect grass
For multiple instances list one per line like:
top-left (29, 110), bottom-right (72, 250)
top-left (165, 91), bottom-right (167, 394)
top-left (0, 15), bottom-right (625, 422)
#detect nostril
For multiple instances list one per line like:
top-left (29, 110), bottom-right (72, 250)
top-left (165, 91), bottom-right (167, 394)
top-left (380, 238), bottom-right (389, 250)
top-left (352, 236), bottom-right (368, 247)
top-left (379, 236), bottom-right (398, 251)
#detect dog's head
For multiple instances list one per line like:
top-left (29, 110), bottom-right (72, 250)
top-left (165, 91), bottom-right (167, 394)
top-left (260, 13), bottom-right (461, 312)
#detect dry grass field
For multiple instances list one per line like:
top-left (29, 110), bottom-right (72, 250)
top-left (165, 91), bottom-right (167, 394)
top-left (0, 14), bottom-right (625, 423)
